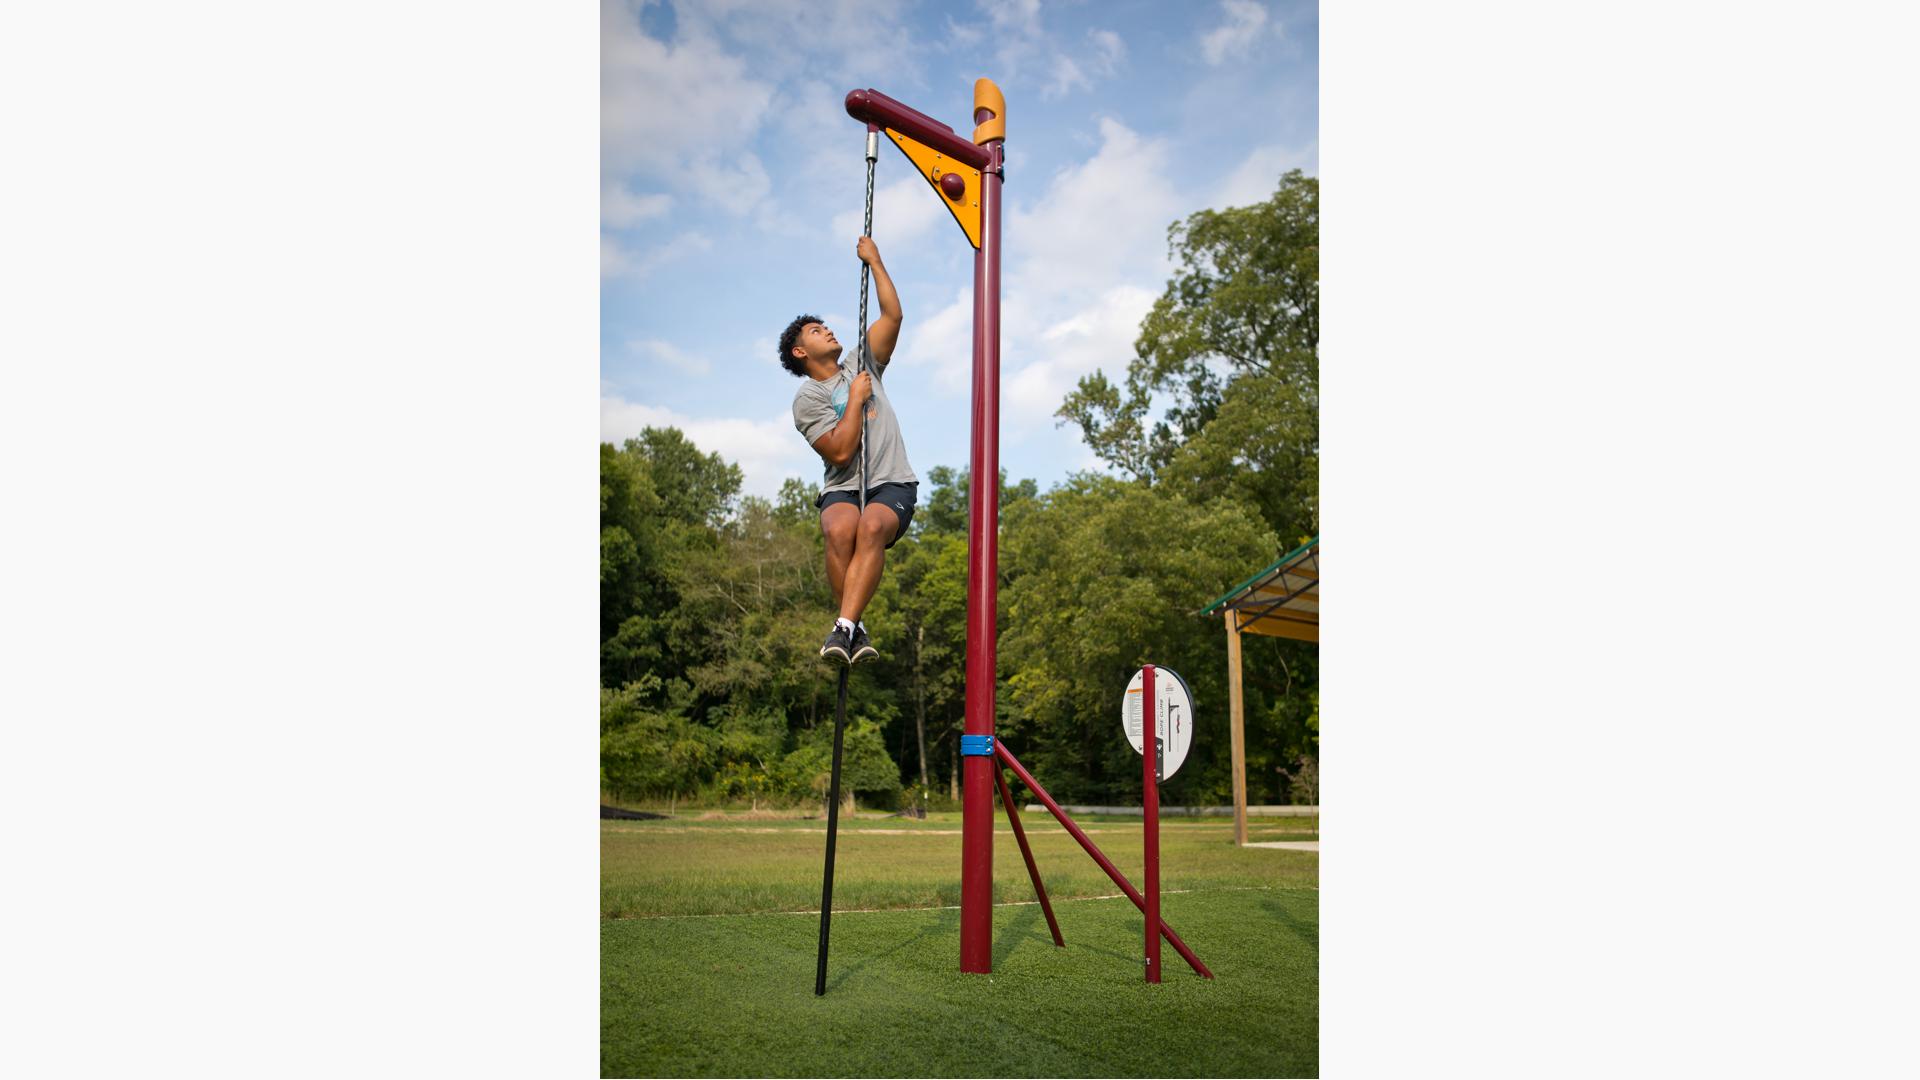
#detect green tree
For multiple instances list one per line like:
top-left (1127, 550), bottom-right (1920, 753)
top-left (859, 465), bottom-right (1033, 801)
top-left (862, 528), bottom-right (965, 800)
top-left (600, 431), bottom-right (744, 688)
top-left (773, 476), bottom-right (822, 529)
top-left (917, 465), bottom-right (967, 535)
top-left (600, 443), bottom-right (669, 684)
top-left (783, 718), bottom-right (903, 809)
top-left (600, 679), bottom-right (716, 805)
top-left (998, 475), bottom-right (1279, 803)
top-left (629, 426), bottom-right (743, 529)
top-left (1058, 170), bottom-right (1318, 539)
top-left (673, 494), bottom-right (833, 724)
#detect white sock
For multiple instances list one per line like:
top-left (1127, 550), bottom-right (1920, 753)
top-left (836, 617), bottom-right (855, 633)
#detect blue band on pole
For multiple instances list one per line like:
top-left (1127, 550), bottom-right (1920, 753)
top-left (960, 735), bottom-right (995, 756)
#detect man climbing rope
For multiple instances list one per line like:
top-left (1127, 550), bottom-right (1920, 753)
top-left (781, 236), bottom-right (918, 666)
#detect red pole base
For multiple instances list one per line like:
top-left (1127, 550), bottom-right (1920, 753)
top-left (959, 754), bottom-right (994, 973)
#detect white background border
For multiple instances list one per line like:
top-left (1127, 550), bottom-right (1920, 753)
top-left (3, 2), bottom-right (1917, 1076)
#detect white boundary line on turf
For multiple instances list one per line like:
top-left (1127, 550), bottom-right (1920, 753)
top-left (609, 884), bottom-right (1319, 921)
top-left (599, 824), bottom-right (1317, 836)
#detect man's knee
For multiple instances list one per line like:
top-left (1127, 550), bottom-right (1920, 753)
top-left (858, 507), bottom-right (898, 545)
top-left (822, 509), bottom-right (858, 554)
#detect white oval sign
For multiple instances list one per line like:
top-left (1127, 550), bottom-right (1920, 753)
top-left (1122, 666), bottom-right (1194, 780)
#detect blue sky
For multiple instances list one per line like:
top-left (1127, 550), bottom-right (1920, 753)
top-left (602, 0), bottom-right (1317, 499)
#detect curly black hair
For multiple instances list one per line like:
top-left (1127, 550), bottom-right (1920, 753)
top-left (777, 313), bottom-right (824, 377)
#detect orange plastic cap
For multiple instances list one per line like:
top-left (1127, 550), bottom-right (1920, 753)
top-left (972, 78), bottom-right (1005, 144)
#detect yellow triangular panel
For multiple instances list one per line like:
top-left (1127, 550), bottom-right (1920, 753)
top-left (885, 128), bottom-right (983, 250)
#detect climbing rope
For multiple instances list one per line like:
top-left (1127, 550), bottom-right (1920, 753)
top-left (817, 127), bottom-right (880, 996)
top-left (855, 124), bottom-right (878, 512)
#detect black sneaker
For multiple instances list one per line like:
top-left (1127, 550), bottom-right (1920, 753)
top-left (820, 623), bottom-right (852, 663)
top-left (850, 624), bottom-right (878, 664)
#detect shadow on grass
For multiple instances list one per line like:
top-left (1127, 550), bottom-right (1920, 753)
top-left (1076, 941), bottom-right (1142, 968)
top-left (1259, 892), bottom-right (1319, 948)
top-left (992, 903), bottom-right (1070, 968)
top-left (1090, 906), bottom-right (1237, 978)
top-left (825, 906), bottom-right (958, 993)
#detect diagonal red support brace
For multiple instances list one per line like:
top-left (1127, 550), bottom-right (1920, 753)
top-left (996, 766), bottom-right (1064, 947)
top-left (995, 742), bottom-right (1214, 978)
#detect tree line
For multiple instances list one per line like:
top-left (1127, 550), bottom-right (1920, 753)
top-left (602, 171), bottom-right (1318, 811)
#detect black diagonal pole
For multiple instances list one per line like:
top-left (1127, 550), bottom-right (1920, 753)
top-left (815, 664), bottom-right (852, 995)
top-left (816, 123), bottom-right (881, 997)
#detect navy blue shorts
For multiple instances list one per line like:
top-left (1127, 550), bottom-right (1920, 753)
top-left (816, 482), bottom-right (918, 548)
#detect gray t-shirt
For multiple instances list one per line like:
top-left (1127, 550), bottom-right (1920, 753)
top-left (791, 343), bottom-right (918, 493)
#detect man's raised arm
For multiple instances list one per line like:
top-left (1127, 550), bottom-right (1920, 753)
top-left (856, 236), bottom-right (901, 367)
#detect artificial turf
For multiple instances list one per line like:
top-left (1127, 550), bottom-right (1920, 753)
top-left (601, 813), bottom-right (1318, 1077)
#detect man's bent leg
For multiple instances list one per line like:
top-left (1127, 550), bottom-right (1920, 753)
top-left (820, 503), bottom-right (859, 610)
top-left (838, 501), bottom-right (901, 624)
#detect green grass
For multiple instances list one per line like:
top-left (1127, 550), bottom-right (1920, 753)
top-left (602, 813), bottom-right (1318, 1077)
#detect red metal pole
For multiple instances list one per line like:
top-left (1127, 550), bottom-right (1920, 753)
top-left (1143, 664), bottom-right (1161, 983)
top-left (958, 135), bottom-right (1004, 976)
top-left (996, 742), bottom-right (1214, 979)
top-left (996, 766), bottom-right (1064, 948)
top-left (956, 127), bottom-right (1006, 976)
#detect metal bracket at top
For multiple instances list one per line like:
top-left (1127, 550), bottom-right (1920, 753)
top-left (960, 734), bottom-right (996, 757)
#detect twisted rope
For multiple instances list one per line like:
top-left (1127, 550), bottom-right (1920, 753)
top-left (856, 131), bottom-right (877, 510)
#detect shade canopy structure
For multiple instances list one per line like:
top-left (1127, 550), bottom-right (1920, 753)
top-left (1200, 537), bottom-right (1319, 642)
top-left (1200, 536), bottom-right (1318, 845)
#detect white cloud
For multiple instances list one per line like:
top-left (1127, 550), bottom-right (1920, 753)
top-left (601, 185), bottom-right (671, 228)
top-left (670, 0), bottom-right (919, 87)
top-left (1199, 0), bottom-right (1275, 66)
top-left (1009, 117), bottom-right (1183, 304)
top-left (684, 153), bottom-right (772, 216)
top-left (601, 395), bottom-right (806, 500)
top-left (1213, 141), bottom-right (1319, 207)
top-left (831, 174), bottom-right (949, 249)
top-left (602, 230), bottom-right (712, 279)
top-left (891, 282), bottom-right (1156, 427)
top-left (1041, 27), bottom-right (1132, 100)
top-left (897, 289), bottom-right (975, 396)
top-left (944, 14), bottom-right (984, 47)
top-left (1005, 285), bottom-right (1157, 426)
top-left (1088, 29), bottom-right (1127, 75)
top-left (602, 235), bottom-right (630, 277)
top-left (979, 0), bottom-right (1041, 35)
top-left (777, 80), bottom-right (853, 163)
top-left (601, 1), bottom-right (775, 213)
top-left (952, 0), bottom-right (1049, 83)
top-left (629, 338), bottom-right (711, 376)
top-left (958, 3), bottom-right (1125, 99)
top-left (1044, 56), bottom-right (1090, 100)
